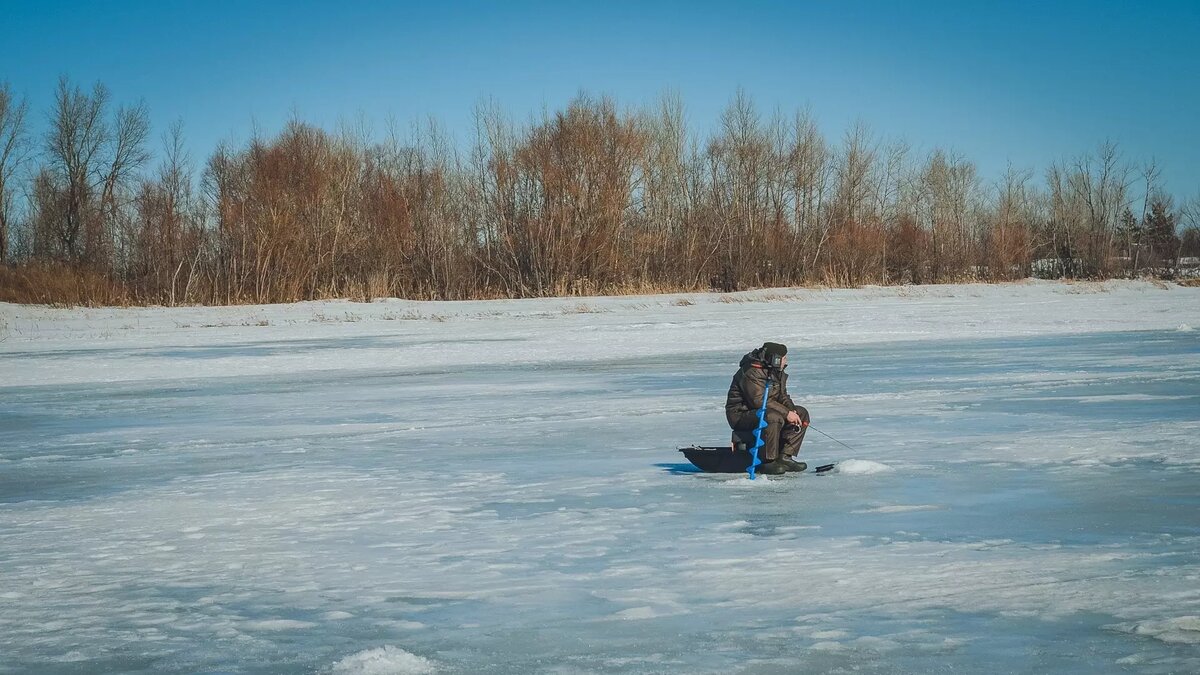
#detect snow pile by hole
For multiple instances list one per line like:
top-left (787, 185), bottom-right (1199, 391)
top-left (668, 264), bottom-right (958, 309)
top-left (330, 646), bottom-right (439, 675)
top-left (836, 459), bottom-right (893, 475)
top-left (1123, 616), bottom-right (1200, 645)
top-left (1178, 323), bottom-right (1194, 332)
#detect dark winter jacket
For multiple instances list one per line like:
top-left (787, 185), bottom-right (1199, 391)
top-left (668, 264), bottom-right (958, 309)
top-left (725, 348), bottom-right (799, 430)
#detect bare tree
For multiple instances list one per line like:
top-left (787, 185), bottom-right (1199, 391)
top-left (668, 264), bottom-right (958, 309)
top-left (42, 77), bottom-right (150, 267)
top-left (706, 89), bottom-right (770, 288)
top-left (915, 149), bottom-right (980, 279)
top-left (101, 101), bottom-right (151, 268)
top-left (983, 165), bottom-right (1039, 279)
top-left (7, 80), bottom-right (1197, 305)
top-left (1073, 142), bottom-right (1132, 275)
top-left (45, 77), bottom-right (109, 262)
top-left (132, 120), bottom-right (204, 304)
top-left (784, 108), bottom-right (831, 271)
top-left (831, 121), bottom-right (876, 226)
top-left (638, 91), bottom-right (691, 283)
top-left (0, 82), bottom-right (31, 264)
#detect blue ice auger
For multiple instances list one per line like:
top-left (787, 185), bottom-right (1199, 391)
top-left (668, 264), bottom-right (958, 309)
top-left (747, 379), bottom-right (772, 479)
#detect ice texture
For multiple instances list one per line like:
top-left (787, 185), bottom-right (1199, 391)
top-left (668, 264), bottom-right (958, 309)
top-left (1, 280), bottom-right (1198, 673)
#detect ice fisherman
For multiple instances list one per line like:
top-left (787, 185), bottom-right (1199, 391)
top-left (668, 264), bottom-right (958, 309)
top-left (725, 342), bottom-right (810, 475)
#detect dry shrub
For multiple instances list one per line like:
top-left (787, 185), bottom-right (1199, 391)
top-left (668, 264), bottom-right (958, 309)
top-left (0, 263), bottom-right (131, 306)
top-left (887, 215), bottom-right (929, 284)
top-left (822, 220), bottom-right (887, 286)
top-left (365, 271), bottom-right (392, 301)
top-left (983, 222), bottom-right (1032, 280)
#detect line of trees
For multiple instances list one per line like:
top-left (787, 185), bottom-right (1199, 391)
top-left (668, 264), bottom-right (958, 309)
top-left (1, 78), bottom-right (1198, 306)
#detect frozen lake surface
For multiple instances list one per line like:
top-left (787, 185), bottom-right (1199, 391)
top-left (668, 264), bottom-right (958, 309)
top-left (2, 281), bottom-right (1199, 673)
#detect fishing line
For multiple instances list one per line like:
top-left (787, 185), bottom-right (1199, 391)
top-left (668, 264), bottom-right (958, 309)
top-left (807, 423), bottom-right (858, 453)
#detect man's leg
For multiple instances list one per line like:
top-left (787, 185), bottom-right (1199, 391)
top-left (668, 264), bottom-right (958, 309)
top-left (735, 411), bottom-right (790, 473)
top-left (758, 420), bottom-right (782, 462)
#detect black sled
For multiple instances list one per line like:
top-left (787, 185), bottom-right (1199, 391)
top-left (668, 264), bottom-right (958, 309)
top-left (678, 444), bottom-right (835, 475)
top-left (678, 445), bottom-right (754, 473)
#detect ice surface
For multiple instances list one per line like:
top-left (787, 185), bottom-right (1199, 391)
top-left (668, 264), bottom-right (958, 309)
top-left (1111, 616), bottom-right (1200, 646)
top-left (1, 280), bottom-right (1199, 673)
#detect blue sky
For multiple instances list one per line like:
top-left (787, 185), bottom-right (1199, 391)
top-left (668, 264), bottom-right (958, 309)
top-left (4, 0), bottom-right (1198, 198)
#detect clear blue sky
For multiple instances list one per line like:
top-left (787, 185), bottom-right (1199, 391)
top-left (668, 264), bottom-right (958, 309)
top-left (4, 0), bottom-right (1198, 199)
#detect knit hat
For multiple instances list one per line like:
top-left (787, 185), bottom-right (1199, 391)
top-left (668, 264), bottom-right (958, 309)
top-left (761, 342), bottom-right (788, 359)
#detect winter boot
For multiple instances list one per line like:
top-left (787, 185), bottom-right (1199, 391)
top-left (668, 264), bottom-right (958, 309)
top-left (756, 460), bottom-right (787, 476)
top-left (778, 456), bottom-right (807, 472)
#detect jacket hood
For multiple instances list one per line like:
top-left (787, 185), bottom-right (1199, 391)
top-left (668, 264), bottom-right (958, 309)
top-left (739, 349), bottom-right (763, 369)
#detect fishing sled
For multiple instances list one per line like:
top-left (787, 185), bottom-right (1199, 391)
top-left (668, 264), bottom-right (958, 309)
top-left (678, 444), bottom-right (834, 475)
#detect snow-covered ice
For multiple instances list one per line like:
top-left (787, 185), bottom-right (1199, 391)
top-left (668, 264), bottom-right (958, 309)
top-left (1, 280), bottom-right (1198, 673)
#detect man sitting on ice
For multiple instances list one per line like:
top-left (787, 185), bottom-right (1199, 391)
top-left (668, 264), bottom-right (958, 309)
top-left (725, 342), bottom-right (810, 475)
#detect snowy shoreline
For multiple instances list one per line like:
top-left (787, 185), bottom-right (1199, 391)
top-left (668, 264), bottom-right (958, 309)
top-left (2, 279), bottom-right (1197, 388)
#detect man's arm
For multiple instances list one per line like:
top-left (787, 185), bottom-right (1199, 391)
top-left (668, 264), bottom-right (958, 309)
top-left (777, 373), bottom-right (798, 412)
top-left (777, 373), bottom-right (803, 425)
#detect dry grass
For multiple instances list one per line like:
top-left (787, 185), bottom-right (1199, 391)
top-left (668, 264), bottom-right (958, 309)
top-left (311, 312), bottom-right (363, 324)
top-left (377, 310), bottom-right (447, 322)
top-left (0, 263), bottom-right (131, 307)
top-left (197, 317), bottom-right (272, 328)
top-left (562, 303), bottom-right (606, 314)
top-left (3, 260), bottom-right (1194, 309)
